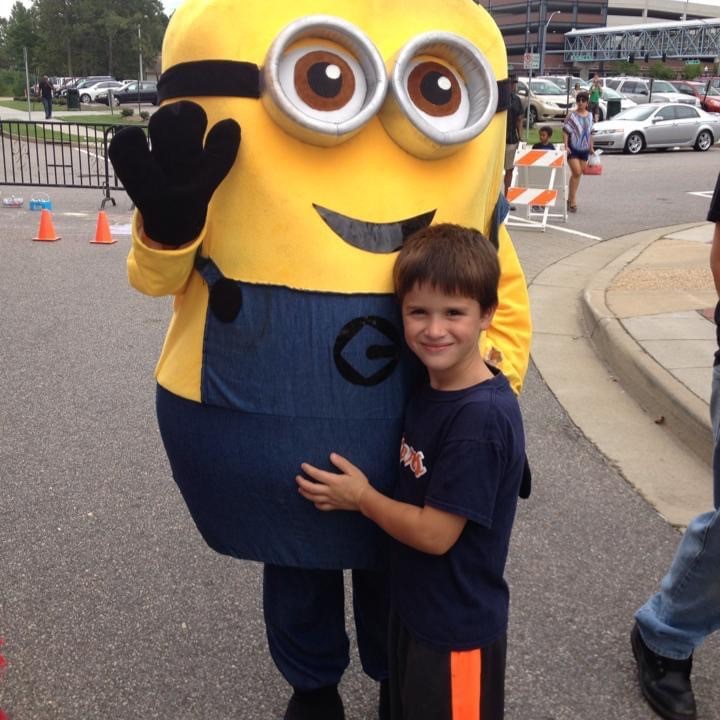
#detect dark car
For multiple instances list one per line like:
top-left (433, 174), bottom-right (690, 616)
top-left (99, 80), bottom-right (158, 106)
top-left (671, 80), bottom-right (720, 113)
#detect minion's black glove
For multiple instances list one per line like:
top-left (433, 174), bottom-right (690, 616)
top-left (109, 100), bottom-right (240, 246)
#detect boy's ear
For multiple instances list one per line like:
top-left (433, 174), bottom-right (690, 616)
top-left (480, 304), bottom-right (497, 330)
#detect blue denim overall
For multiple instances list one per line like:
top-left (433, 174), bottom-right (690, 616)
top-left (157, 256), bottom-right (425, 569)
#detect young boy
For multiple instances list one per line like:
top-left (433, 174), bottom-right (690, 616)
top-left (532, 125), bottom-right (555, 150)
top-left (296, 224), bottom-right (526, 720)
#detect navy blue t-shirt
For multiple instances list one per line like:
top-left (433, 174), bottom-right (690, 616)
top-left (390, 371), bottom-right (525, 651)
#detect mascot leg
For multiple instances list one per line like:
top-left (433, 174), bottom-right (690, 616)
top-left (264, 566), bottom-right (348, 719)
top-left (263, 566), bottom-right (390, 720)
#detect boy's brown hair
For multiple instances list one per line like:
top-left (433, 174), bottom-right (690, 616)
top-left (393, 223), bottom-right (499, 311)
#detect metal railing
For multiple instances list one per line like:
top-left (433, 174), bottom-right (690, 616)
top-left (0, 120), bottom-right (142, 208)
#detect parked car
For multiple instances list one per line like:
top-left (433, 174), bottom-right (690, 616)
top-left (604, 77), bottom-right (699, 107)
top-left (78, 80), bottom-right (129, 104)
top-left (516, 77), bottom-right (571, 126)
top-left (57, 76), bottom-right (115, 97)
top-left (98, 80), bottom-right (158, 106)
top-left (591, 102), bottom-right (720, 154)
top-left (670, 80), bottom-right (720, 113)
top-left (538, 75), bottom-right (588, 94)
top-left (596, 86), bottom-right (636, 121)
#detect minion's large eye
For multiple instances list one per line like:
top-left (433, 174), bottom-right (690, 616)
top-left (263, 16), bottom-right (387, 147)
top-left (380, 33), bottom-right (498, 159)
top-left (280, 45), bottom-right (365, 120)
top-left (405, 59), bottom-right (468, 130)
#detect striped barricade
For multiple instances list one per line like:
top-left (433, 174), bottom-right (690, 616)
top-left (506, 145), bottom-right (568, 231)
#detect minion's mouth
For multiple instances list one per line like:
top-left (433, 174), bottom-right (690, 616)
top-left (313, 205), bottom-right (436, 254)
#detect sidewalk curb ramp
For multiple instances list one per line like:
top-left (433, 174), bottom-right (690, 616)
top-left (580, 225), bottom-right (712, 468)
top-left (530, 222), bottom-right (714, 528)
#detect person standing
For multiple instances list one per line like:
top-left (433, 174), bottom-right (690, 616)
top-left (504, 75), bottom-right (524, 198)
top-left (561, 91), bottom-right (594, 213)
top-left (39, 76), bottom-right (54, 119)
top-left (631, 174), bottom-right (720, 720)
top-left (588, 75), bottom-right (602, 121)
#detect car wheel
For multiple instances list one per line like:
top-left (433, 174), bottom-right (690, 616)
top-left (528, 106), bottom-right (538, 127)
top-left (80, 93), bottom-right (91, 104)
top-left (624, 132), bottom-right (644, 155)
top-left (113, 97), bottom-right (120, 107)
top-left (695, 129), bottom-right (713, 152)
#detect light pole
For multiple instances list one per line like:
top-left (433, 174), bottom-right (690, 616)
top-left (540, 10), bottom-right (560, 75)
top-left (137, 25), bottom-right (143, 114)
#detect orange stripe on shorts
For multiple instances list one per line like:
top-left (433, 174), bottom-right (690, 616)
top-left (450, 648), bottom-right (482, 720)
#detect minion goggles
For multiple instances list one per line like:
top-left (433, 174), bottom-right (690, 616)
top-left (158, 15), bottom-right (511, 159)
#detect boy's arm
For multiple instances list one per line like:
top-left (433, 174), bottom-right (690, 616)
top-left (297, 453), bottom-right (466, 556)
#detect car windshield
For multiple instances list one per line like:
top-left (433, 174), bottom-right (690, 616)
top-left (651, 80), bottom-right (677, 93)
top-left (530, 80), bottom-right (563, 95)
top-left (611, 106), bottom-right (658, 121)
top-left (602, 87), bottom-right (623, 99)
top-left (693, 83), bottom-right (720, 97)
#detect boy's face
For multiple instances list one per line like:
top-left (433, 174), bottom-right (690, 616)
top-left (539, 131), bottom-right (550, 144)
top-left (401, 282), bottom-right (495, 391)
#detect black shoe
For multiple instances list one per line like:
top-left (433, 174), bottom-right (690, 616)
top-left (378, 679), bottom-right (390, 720)
top-left (631, 623), bottom-right (697, 720)
top-left (284, 686), bottom-right (345, 720)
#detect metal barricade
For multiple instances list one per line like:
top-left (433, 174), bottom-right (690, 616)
top-left (0, 119), bottom-right (143, 208)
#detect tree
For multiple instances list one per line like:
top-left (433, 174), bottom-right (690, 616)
top-left (3, 2), bottom-right (40, 72)
top-left (681, 63), bottom-right (702, 80)
top-left (648, 62), bottom-right (675, 80)
top-left (0, 0), bottom-right (169, 79)
top-left (609, 60), bottom-right (640, 76)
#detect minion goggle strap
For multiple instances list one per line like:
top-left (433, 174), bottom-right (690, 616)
top-left (157, 16), bottom-right (511, 160)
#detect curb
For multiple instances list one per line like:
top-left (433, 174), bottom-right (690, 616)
top-left (580, 224), bottom-right (713, 468)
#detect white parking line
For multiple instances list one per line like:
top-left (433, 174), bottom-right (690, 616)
top-left (688, 190), bottom-right (715, 199)
top-left (507, 215), bottom-right (602, 240)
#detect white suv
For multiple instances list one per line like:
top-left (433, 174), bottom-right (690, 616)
top-left (605, 77), bottom-right (699, 107)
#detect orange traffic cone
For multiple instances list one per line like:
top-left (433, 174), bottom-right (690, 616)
top-left (33, 209), bottom-right (61, 242)
top-left (90, 210), bottom-right (116, 245)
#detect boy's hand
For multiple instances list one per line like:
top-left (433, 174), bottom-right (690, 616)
top-left (296, 453), bottom-right (370, 512)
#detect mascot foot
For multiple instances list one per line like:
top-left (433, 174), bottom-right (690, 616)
top-left (379, 679), bottom-right (390, 720)
top-left (284, 686), bottom-right (345, 720)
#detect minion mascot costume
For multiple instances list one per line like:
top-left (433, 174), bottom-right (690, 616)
top-left (109, 1), bottom-right (531, 718)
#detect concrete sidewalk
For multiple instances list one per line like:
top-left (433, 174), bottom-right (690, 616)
top-left (531, 221), bottom-right (717, 528)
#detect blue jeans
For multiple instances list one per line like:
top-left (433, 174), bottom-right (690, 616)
top-left (41, 96), bottom-right (52, 118)
top-left (634, 363), bottom-right (720, 659)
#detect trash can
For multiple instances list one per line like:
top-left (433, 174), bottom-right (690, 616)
top-left (606, 99), bottom-right (621, 119)
top-left (66, 88), bottom-right (80, 110)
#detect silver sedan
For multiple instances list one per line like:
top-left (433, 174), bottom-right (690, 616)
top-left (591, 102), bottom-right (720, 154)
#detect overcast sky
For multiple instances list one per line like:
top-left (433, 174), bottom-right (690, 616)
top-left (1, 0), bottom-right (719, 22)
top-left (0, 0), bottom-right (182, 20)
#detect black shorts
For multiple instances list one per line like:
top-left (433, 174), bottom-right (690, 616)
top-left (388, 612), bottom-right (507, 720)
top-left (568, 147), bottom-right (590, 162)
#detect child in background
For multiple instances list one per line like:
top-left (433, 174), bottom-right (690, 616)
top-left (531, 127), bottom-right (556, 210)
top-left (532, 125), bottom-right (556, 150)
top-left (297, 223), bottom-right (527, 720)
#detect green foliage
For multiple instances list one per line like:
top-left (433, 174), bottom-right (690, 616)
top-left (139, 109), bottom-right (149, 120)
top-left (647, 62), bottom-right (675, 80)
top-left (681, 64), bottom-right (702, 80)
top-left (1, 0), bottom-right (168, 79)
top-left (0, 68), bottom-right (25, 95)
top-left (609, 60), bottom-right (641, 76)
top-left (120, 106), bottom-right (134, 117)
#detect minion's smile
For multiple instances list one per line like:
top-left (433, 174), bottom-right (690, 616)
top-left (313, 204), bottom-right (436, 253)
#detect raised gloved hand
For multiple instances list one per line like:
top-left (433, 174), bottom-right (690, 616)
top-left (109, 100), bottom-right (240, 246)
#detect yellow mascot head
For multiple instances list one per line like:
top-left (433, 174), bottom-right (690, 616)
top-left (158, 0), bottom-right (510, 293)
